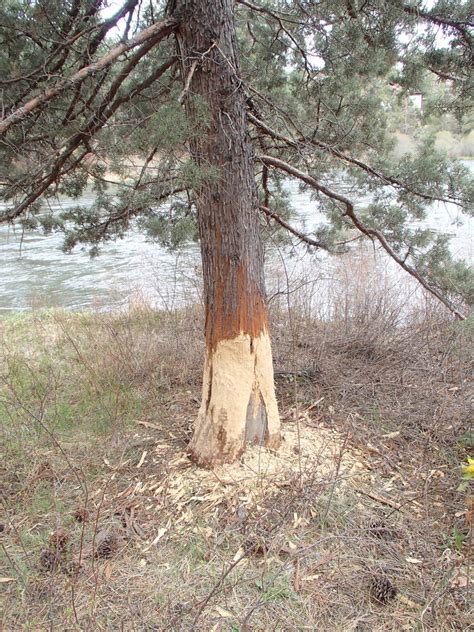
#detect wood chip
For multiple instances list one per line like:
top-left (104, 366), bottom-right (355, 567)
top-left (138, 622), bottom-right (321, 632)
top-left (117, 484), bottom-right (134, 498)
top-left (302, 574), bottom-right (321, 582)
top-left (135, 420), bottom-right (161, 430)
top-left (104, 563), bottom-right (113, 580)
top-left (232, 546), bottom-right (245, 562)
top-left (142, 528), bottom-right (167, 551)
top-left (136, 451), bottom-right (147, 468)
top-left (214, 605), bottom-right (233, 618)
top-left (293, 558), bottom-right (301, 592)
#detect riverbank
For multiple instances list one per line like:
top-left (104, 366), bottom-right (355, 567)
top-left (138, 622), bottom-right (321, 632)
top-left (1, 291), bottom-right (472, 630)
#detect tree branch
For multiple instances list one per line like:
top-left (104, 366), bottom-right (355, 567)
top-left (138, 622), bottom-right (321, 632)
top-left (248, 112), bottom-right (464, 208)
top-left (3, 0), bottom-right (139, 115)
top-left (0, 15), bottom-right (179, 136)
top-left (236, 0), bottom-right (304, 26)
top-left (260, 204), bottom-right (328, 249)
top-left (1, 57), bottom-right (176, 223)
top-left (260, 154), bottom-right (467, 320)
top-left (91, 187), bottom-right (187, 242)
top-left (401, 3), bottom-right (473, 50)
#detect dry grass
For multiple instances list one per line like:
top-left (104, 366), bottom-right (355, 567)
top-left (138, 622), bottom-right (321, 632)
top-left (1, 259), bottom-right (472, 631)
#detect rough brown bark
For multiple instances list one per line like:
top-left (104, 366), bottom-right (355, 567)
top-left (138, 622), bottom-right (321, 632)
top-left (177, 0), bottom-right (280, 466)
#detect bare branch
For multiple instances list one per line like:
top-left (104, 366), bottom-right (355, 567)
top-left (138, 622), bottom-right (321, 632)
top-left (260, 154), bottom-right (467, 321)
top-left (260, 204), bottom-right (361, 251)
top-left (260, 204), bottom-right (328, 250)
top-left (178, 59), bottom-right (199, 104)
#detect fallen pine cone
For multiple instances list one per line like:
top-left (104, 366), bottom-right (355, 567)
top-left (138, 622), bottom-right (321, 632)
top-left (95, 530), bottom-right (120, 559)
top-left (38, 549), bottom-right (61, 572)
top-left (71, 508), bottom-right (89, 523)
top-left (49, 531), bottom-right (69, 552)
top-left (370, 574), bottom-right (397, 604)
top-left (38, 531), bottom-right (70, 572)
top-left (367, 519), bottom-right (392, 540)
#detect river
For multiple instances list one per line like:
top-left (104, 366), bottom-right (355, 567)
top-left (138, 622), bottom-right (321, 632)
top-left (0, 171), bottom-right (472, 314)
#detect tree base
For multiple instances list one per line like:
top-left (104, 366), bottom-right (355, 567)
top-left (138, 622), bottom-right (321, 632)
top-left (188, 331), bottom-right (281, 467)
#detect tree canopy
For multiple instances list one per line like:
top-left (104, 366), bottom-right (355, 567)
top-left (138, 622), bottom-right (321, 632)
top-left (0, 0), bottom-right (473, 315)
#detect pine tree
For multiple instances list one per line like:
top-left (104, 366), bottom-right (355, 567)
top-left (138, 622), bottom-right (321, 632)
top-left (0, 0), bottom-right (472, 464)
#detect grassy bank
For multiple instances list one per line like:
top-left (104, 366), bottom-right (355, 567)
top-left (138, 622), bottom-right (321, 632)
top-left (1, 289), bottom-right (473, 630)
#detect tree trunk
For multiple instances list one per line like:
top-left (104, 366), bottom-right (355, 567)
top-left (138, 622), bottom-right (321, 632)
top-left (177, 0), bottom-right (281, 467)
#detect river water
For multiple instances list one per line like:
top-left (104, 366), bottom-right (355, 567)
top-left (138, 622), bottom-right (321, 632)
top-left (0, 172), bottom-right (472, 314)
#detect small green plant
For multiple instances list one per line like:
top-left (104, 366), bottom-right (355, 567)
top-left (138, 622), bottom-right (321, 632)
top-left (458, 431), bottom-right (474, 449)
top-left (451, 526), bottom-right (466, 552)
top-left (370, 400), bottom-right (381, 424)
top-left (181, 532), bottom-right (207, 563)
top-left (256, 576), bottom-right (296, 603)
top-left (27, 483), bottom-right (56, 517)
top-left (153, 592), bottom-right (166, 606)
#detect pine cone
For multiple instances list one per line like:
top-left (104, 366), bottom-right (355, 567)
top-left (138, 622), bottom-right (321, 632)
top-left (71, 508), bottom-right (89, 523)
top-left (49, 531), bottom-right (69, 552)
top-left (367, 519), bottom-right (391, 540)
top-left (244, 534), bottom-right (268, 556)
top-left (370, 575), bottom-right (397, 604)
top-left (38, 549), bottom-right (61, 572)
top-left (95, 530), bottom-right (120, 559)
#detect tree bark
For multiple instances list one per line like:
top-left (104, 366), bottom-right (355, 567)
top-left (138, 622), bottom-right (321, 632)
top-left (177, 0), bottom-right (280, 466)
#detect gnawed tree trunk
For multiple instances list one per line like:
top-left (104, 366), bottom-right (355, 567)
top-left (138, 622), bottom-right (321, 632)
top-left (177, 0), bottom-right (280, 467)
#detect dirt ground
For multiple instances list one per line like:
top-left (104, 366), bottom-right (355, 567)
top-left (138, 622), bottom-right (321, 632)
top-left (1, 301), bottom-right (472, 630)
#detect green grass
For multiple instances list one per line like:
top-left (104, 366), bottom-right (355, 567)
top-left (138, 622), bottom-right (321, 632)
top-left (256, 575), bottom-right (297, 603)
top-left (0, 310), bottom-right (157, 444)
